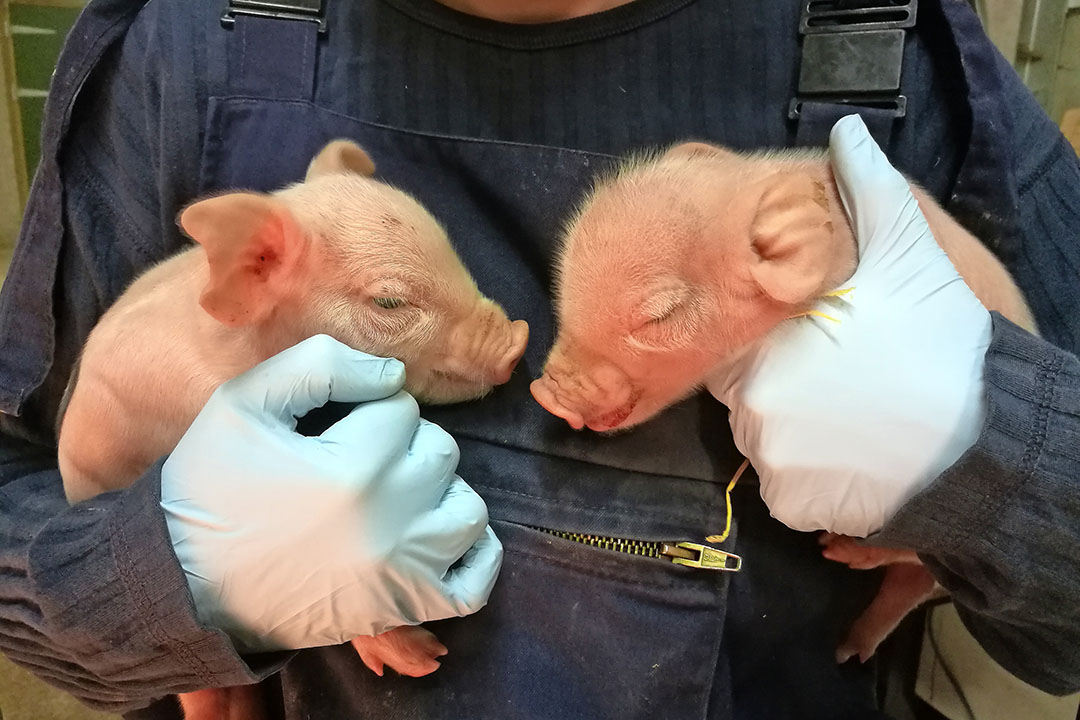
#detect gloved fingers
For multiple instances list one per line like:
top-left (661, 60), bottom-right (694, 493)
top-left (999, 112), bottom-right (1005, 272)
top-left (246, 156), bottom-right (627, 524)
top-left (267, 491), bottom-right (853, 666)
top-left (405, 419), bottom-right (460, 490)
top-left (374, 419), bottom-right (460, 508)
top-left (318, 390), bottom-right (423, 469)
top-left (828, 115), bottom-right (933, 272)
top-left (439, 524), bottom-right (503, 617)
top-left (230, 334), bottom-right (406, 424)
top-left (407, 474), bottom-right (489, 570)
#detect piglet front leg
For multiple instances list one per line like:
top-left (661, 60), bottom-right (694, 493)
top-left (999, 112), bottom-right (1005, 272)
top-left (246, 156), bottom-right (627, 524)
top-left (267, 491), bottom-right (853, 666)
top-left (179, 686), bottom-right (265, 720)
top-left (179, 629), bottom-right (446, 720)
top-left (820, 533), bottom-right (942, 664)
top-left (818, 532), bottom-right (921, 569)
top-left (835, 563), bottom-right (940, 664)
top-left (351, 626), bottom-right (448, 677)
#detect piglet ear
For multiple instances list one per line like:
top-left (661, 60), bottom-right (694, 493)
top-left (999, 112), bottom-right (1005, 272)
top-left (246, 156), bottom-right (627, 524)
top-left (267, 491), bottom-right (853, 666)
top-left (662, 141), bottom-right (739, 163)
top-left (747, 173), bottom-right (837, 305)
top-left (179, 193), bottom-right (306, 327)
top-left (306, 139), bottom-right (376, 180)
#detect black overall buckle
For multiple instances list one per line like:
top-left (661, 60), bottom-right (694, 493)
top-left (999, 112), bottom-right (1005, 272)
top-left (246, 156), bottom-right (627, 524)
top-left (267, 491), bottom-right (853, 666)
top-left (789, 0), bottom-right (917, 120)
top-left (221, 0), bottom-right (327, 33)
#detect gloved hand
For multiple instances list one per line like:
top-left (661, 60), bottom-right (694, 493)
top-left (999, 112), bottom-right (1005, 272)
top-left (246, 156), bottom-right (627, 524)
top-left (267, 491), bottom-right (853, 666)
top-left (160, 334), bottom-right (502, 653)
top-left (707, 115), bottom-right (992, 538)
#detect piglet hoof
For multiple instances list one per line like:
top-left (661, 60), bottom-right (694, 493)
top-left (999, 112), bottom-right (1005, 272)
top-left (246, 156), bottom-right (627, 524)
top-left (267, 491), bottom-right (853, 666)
top-left (351, 626), bottom-right (448, 678)
top-left (835, 619), bottom-right (886, 665)
top-left (835, 564), bottom-right (940, 666)
top-left (835, 639), bottom-right (873, 665)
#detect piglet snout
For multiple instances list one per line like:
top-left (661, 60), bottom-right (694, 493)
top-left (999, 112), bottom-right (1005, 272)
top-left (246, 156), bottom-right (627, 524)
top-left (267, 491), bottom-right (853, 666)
top-left (444, 303), bottom-right (528, 387)
top-left (530, 374), bottom-right (585, 429)
top-left (490, 319), bottom-right (529, 384)
top-left (531, 347), bottom-right (634, 431)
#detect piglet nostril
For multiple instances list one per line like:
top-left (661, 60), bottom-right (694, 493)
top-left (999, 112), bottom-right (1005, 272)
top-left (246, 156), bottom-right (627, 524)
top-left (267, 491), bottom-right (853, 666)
top-left (506, 352), bottom-right (522, 373)
top-left (485, 319), bottom-right (528, 386)
top-left (492, 352), bottom-right (521, 385)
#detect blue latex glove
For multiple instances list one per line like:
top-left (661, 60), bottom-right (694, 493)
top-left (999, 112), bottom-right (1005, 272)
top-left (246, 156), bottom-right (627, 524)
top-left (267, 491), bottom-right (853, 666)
top-left (708, 115), bottom-right (992, 537)
top-left (160, 334), bottom-right (502, 652)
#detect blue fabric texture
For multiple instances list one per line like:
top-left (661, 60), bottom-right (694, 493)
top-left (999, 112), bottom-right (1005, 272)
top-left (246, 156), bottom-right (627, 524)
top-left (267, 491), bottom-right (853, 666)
top-left (0, 0), bottom-right (1077, 716)
top-left (875, 314), bottom-right (1080, 696)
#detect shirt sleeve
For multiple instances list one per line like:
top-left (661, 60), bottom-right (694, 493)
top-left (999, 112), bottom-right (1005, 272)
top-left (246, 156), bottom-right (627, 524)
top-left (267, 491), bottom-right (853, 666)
top-left (874, 48), bottom-right (1080, 696)
top-left (0, 440), bottom-right (275, 711)
top-left (0, 1), bottom-right (287, 711)
top-left (875, 315), bottom-right (1080, 696)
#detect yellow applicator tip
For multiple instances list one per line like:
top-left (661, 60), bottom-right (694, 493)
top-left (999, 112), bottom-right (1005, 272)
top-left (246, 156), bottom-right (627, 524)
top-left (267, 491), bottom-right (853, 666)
top-left (786, 287), bottom-right (856, 323)
top-left (786, 309), bottom-right (841, 323)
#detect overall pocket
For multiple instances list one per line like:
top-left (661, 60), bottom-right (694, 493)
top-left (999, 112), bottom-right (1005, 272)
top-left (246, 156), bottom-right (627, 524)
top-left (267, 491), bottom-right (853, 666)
top-left (279, 520), bottom-right (733, 720)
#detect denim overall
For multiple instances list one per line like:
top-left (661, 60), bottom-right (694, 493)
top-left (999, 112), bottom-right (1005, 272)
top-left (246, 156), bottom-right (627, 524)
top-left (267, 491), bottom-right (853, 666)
top-left (201, 18), bottom-right (777, 717)
top-left (0, 1), bottom-right (1040, 718)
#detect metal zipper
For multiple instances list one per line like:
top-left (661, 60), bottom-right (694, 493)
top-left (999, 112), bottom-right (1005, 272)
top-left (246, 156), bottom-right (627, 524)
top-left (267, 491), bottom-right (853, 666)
top-left (531, 527), bottom-right (742, 572)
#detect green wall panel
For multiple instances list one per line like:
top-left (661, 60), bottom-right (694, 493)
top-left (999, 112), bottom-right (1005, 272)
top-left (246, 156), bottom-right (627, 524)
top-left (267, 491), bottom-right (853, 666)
top-left (10, 3), bottom-right (84, 178)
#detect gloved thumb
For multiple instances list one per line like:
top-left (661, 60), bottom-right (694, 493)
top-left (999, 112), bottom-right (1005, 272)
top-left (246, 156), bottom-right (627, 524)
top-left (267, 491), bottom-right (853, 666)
top-left (229, 334), bottom-right (406, 423)
top-left (829, 114), bottom-right (911, 212)
top-left (828, 114), bottom-right (937, 278)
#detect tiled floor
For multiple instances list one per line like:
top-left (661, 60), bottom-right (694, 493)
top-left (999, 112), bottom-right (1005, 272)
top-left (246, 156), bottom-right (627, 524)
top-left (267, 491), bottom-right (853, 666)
top-left (0, 655), bottom-right (120, 720)
top-left (916, 604), bottom-right (1080, 720)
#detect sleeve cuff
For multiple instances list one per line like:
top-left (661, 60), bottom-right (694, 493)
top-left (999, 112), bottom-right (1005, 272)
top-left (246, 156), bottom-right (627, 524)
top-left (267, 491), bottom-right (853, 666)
top-left (870, 313), bottom-right (1080, 694)
top-left (871, 312), bottom-right (1064, 551)
top-left (28, 459), bottom-right (290, 707)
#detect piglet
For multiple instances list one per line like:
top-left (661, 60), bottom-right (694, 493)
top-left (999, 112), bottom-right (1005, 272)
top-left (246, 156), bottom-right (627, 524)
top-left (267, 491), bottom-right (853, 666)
top-left (530, 141), bottom-right (1036, 664)
top-left (57, 139), bottom-right (528, 719)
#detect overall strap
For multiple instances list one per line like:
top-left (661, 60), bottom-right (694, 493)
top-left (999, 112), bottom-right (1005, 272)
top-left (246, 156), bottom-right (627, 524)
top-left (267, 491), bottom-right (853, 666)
top-left (935, 0), bottom-right (1020, 259)
top-left (219, 0), bottom-right (326, 101)
top-left (791, 0), bottom-right (917, 149)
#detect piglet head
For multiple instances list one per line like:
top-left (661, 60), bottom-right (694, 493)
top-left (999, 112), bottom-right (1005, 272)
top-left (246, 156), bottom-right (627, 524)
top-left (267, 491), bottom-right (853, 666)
top-left (179, 139), bottom-right (528, 404)
top-left (532, 142), bottom-right (851, 431)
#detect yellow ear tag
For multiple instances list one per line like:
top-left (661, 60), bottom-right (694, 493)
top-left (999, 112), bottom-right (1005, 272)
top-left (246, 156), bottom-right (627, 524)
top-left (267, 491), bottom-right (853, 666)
top-left (785, 286), bottom-right (855, 323)
top-left (705, 457), bottom-right (750, 544)
top-left (787, 309), bottom-right (841, 322)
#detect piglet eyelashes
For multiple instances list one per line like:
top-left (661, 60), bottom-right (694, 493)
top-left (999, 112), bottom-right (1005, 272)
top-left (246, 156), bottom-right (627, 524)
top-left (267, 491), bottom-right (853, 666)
top-left (373, 297), bottom-right (408, 310)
